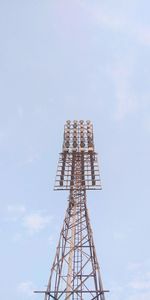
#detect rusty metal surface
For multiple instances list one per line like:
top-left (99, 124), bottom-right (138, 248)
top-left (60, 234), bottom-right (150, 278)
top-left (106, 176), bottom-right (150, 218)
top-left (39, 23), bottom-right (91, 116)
top-left (42, 188), bottom-right (107, 300)
top-left (54, 152), bottom-right (101, 190)
top-left (35, 121), bottom-right (107, 300)
top-left (54, 121), bottom-right (102, 190)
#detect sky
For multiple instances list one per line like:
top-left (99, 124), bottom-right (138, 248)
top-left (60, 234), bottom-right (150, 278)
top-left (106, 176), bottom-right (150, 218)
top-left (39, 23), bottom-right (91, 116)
top-left (0, 0), bottom-right (150, 300)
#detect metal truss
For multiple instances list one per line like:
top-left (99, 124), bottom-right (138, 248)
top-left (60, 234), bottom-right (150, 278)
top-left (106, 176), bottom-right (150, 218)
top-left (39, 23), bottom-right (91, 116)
top-left (35, 121), bottom-right (108, 300)
top-left (54, 120), bottom-right (101, 191)
top-left (54, 151), bottom-right (101, 190)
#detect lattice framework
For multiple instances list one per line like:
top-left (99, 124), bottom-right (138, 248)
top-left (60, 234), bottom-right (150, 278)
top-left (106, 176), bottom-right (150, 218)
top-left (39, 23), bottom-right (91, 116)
top-left (35, 121), bottom-right (108, 300)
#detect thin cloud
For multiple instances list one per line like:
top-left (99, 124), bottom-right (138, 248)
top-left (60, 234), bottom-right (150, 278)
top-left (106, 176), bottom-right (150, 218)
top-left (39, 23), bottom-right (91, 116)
top-left (5, 204), bottom-right (26, 222)
top-left (5, 205), bottom-right (53, 236)
top-left (129, 270), bottom-right (150, 291)
top-left (127, 260), bottom-right (150, 299)
top-left (84, 2), bottom-right (150, 46)
top-left (23, 212), bottom-right (53, 234)
top-left (108, 61), bottom-right (139, 121)
top-left (127, 261), bottom-right (144, 272)
top-left (17, 281), bottom-right (35, 298)
top-left (129, 279), bottom-right (150, 290)
top-left (115, 97), bottom-right (138, 121)
top-left (128, 292), bottom-right (150, 300)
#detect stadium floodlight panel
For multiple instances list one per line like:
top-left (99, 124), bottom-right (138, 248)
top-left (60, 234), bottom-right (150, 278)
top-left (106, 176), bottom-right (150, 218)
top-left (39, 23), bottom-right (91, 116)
top-left (54, 120), bottom-right (102, 190)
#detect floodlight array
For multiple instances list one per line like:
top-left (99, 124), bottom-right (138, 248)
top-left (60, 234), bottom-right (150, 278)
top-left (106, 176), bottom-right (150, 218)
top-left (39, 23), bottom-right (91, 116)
top-left (54, 120), bottom-right (101, 190)
top-left (63, 120), bottom-right (94, 152)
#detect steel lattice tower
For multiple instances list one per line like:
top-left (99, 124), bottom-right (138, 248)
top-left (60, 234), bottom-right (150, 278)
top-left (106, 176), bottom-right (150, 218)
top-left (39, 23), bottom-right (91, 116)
top-left (35, 120), bottom-right (108, 300)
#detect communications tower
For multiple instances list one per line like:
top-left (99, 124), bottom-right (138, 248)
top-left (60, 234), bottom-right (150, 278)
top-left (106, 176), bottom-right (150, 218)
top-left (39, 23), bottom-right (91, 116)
top-left (35, 120), bottom-right (108, 300)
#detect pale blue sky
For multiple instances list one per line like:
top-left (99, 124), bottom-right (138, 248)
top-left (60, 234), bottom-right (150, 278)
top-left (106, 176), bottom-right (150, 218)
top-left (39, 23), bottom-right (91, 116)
top-left (0, 1), bottom-right (150, 300)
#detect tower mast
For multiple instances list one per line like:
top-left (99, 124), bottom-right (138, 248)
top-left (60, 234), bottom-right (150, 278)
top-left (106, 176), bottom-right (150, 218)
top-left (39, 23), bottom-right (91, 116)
top-left (35, 120), bottom-right (109, 300)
